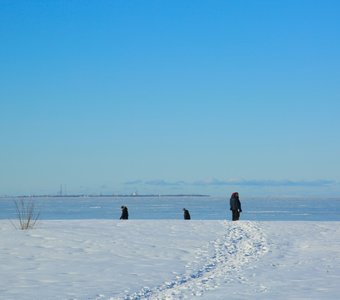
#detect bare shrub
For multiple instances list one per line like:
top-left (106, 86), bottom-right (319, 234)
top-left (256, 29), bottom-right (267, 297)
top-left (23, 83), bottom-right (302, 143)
top-left (13, 199), bottom-right (40, 230)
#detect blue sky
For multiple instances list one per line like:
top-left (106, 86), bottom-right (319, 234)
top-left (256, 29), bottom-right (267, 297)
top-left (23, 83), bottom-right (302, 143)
top-left (1, 0), bottom-right (340, 197)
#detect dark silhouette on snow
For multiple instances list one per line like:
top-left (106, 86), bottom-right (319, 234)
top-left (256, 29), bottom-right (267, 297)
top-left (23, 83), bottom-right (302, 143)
top-left (120, 206), bottom-right (129, 220)
top-left (229, 192), bottom-right (242, 221)
top-left (183, 208), bottom-right (191, 220)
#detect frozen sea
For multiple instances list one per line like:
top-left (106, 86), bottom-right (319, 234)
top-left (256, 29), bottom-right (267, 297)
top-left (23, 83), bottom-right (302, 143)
top-left (1, 196), bottom-right (340, 221)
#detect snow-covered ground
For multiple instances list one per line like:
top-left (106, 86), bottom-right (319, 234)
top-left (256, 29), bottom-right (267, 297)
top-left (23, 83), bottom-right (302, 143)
top-left (1, 220), bottom-right (339, 299)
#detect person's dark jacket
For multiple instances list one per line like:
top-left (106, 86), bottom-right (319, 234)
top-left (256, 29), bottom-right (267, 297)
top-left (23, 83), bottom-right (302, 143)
top-left (183, 209), bottom-right (191, 220)
top-left (120, 206), bottom-right (129, 220)
top-left (230, 194), bottom-right (242, 212)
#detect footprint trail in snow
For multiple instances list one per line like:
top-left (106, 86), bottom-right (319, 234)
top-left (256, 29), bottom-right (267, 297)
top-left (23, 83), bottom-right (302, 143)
top-left (117, 221), bottom-right (268, 300)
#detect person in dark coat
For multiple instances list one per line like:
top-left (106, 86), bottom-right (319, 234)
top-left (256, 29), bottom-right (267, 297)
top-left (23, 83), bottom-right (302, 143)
top-left (120, 206), bottom-right (129, 220)
top-left (229, 192), bottom-right (242, 221)
top-left (183, 208), bottom-right (191, 220)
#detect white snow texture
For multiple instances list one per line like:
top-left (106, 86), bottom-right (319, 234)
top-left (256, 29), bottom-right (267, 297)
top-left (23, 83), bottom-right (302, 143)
top-left (0, 220), bottom-right (339, 299)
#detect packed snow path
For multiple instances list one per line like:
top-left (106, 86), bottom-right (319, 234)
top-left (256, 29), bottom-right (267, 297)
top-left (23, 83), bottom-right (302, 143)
top-left (118, 221), bottom-right (268, 300)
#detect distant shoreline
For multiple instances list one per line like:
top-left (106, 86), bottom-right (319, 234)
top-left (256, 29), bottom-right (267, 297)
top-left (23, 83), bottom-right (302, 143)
top-left (0, 194), bottom-right (210, 199)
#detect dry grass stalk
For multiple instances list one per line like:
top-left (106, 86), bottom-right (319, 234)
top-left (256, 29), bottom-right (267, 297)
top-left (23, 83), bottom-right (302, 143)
top-left (13, 199), bottom-right (40, 230)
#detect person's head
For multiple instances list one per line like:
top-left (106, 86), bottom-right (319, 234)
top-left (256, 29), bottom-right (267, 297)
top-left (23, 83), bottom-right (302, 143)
top-left (121, 206), bottom-right (125, 209)
top-left (232, 192), bottom-right (239, 197)
top-left (183, 208), bottom-right (186, 211)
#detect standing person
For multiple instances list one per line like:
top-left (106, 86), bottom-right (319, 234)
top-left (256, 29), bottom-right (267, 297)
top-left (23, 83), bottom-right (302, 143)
top-left (120, 205), bottom-right (129, 220)
top-left (229, 192), bottom-right (242, 221)
top-left (183, 208), bottom-right (191, 220)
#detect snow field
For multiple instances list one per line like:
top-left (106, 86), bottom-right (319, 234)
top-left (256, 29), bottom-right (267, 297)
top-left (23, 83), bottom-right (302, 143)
top-left (121, 221), bottom-right (268, 300)
top-left (1, 220), bottom-right (339, 299)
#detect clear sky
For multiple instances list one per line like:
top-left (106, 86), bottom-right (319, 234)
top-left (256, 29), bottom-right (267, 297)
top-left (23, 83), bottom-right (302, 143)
top-left (1, 0), bottom-right (340, 197)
